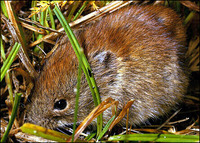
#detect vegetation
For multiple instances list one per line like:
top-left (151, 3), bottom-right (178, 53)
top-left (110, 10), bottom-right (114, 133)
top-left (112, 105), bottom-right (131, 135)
top-left (1, 1), bottom-right (199, 142)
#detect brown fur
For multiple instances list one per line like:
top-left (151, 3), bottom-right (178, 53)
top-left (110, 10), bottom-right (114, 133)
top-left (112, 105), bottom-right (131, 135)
top-left (25, 5), bottom-right (189, 129)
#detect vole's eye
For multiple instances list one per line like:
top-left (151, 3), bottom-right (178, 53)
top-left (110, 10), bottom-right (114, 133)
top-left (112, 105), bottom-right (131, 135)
top-left (54, 99), bottom-right (67, 110)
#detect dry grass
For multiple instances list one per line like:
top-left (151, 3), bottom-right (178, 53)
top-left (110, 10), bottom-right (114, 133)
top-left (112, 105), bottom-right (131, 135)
top-left (1, 0), bottom-right (199, 142)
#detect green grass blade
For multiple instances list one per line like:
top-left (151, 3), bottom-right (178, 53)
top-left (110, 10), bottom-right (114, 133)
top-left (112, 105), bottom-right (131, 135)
top-left (20, 123), bottom-right (70, 142)
top-left (1, 36), bottom-right (6, 60)
top-left (85, 132), bottom-right (96, 141)
top-left (184, 11), bottom-right (196, 25)
top-left (34, 9), bottom-right (46, 53)
top-left (108, 134), bottom-right (200, 142)
top-left (1, 42), bottom-right (18, 72)
top-left (67, 1), bottom-right (80, 22)
top-left (31, 1), bottom-right (38, 40)
top-left (1, 42), bottom-right (21, 81)
top-left (97, 115), bottom-right (116, 141)
top-left (1, 93), bottom-right (22, 142)
top-left (73, 1), bottom-right (89, 21)
top-left (1, 1), bottom-right (8, 18)
top-left (1, 37), bottom-right (14, 106)
top-left (175, 1), bottom-right (181, 13)
top-left (72, 62), bottom-right (82, 142)
top-left (47, 6), bottom-right (55, 29)
top-left (53, 5), bottom-right (102, 135)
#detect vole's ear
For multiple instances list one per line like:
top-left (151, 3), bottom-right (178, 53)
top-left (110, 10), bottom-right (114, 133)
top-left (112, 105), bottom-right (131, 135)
top-left (91, 50), bottom-right (117, 69)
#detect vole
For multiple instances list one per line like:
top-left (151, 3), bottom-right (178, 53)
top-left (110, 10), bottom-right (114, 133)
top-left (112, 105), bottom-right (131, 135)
top-left (25, 5), bottom-right (189, 130)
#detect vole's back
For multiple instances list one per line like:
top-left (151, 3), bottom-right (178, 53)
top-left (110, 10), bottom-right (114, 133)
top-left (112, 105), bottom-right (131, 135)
top-left (25, 5), bottom-right (189, 129)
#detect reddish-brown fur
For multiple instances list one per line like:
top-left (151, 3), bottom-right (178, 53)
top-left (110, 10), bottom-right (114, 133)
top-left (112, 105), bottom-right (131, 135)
top-left (25, 5), bottom-right (189, 129)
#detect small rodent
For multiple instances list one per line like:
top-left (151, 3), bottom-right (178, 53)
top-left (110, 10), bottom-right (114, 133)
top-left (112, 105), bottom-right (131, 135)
top-left (25, 5), bottom-right (189, 130)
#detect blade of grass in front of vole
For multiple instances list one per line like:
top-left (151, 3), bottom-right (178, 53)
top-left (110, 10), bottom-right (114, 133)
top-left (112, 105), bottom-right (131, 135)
top-left (67, 98), bottom-right (118, 142)
top-left (20, 123), bottom-right (73, 142)
top-left (97, 115), bottom-right (116, 141)
top-left (72, 62), bottom-right (82, 142)
top-left (53, 4), bottom-right (102, 136)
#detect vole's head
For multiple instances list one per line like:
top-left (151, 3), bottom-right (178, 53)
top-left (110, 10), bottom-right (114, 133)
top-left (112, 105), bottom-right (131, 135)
top-left (25, 42), bottom-right (94, 130)
top-left (25, 67), bottom-right (94, 130)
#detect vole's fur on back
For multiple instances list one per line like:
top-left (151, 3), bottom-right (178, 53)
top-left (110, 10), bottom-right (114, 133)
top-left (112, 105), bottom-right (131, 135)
top-left (25, 5), bottom-right (189, 129)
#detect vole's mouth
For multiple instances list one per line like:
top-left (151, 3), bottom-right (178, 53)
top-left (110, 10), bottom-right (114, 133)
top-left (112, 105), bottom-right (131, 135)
top-left (55, 123), bottom-right (79, 135)
top-left (55, 122), bottom-right (97, 135)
